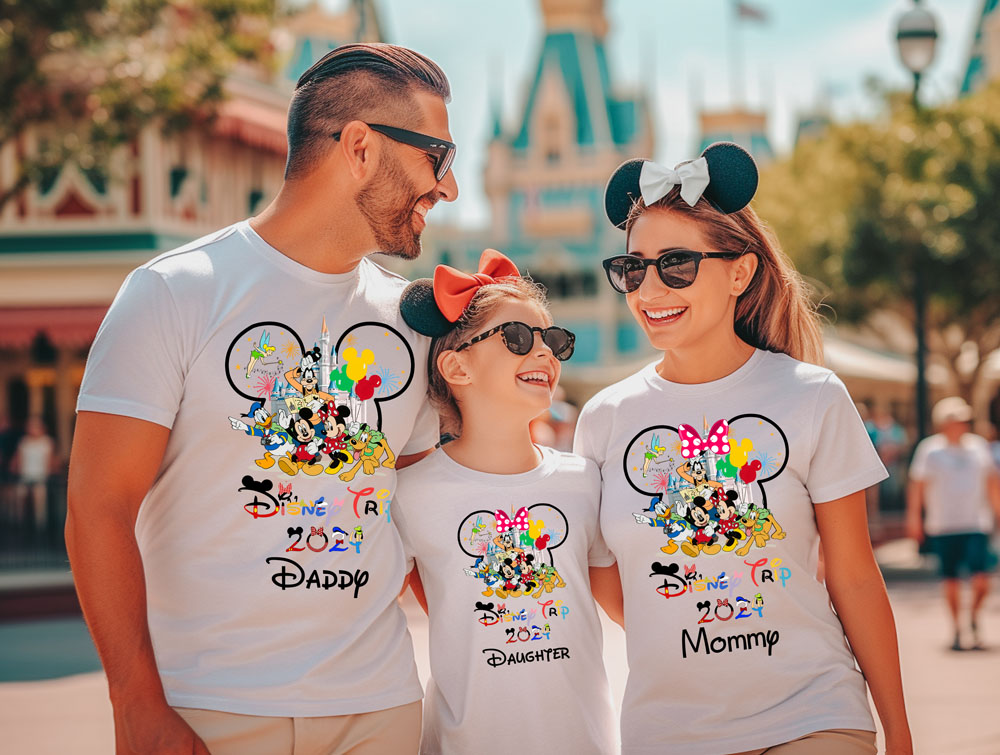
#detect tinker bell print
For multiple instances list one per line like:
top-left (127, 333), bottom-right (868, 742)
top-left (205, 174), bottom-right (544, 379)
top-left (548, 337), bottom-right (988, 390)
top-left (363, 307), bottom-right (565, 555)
top-left (245, 330), bottom-right (276, 378)
top-left (643, 434), bottom-right (666, 477)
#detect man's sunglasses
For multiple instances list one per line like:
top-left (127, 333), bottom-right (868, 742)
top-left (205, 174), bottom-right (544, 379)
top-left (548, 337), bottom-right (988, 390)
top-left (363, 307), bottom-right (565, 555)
top-left (332, 123), bottom-right (456, 182)
top-left (455, 321), bottom-right (576, 361)
top-left (602, 250), bottom-right (744, 293)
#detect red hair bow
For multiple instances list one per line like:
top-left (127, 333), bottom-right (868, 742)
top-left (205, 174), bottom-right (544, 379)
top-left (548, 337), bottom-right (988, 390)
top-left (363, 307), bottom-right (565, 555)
top-left (433, 248), bottom-right (519, 323)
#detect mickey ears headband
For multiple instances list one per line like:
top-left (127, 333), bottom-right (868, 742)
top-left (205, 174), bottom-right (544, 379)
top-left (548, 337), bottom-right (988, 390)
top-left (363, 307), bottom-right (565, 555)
top-left (400, 248), bottom-right (521, 337)
top-left (604, 141), bottom-right (758, 229)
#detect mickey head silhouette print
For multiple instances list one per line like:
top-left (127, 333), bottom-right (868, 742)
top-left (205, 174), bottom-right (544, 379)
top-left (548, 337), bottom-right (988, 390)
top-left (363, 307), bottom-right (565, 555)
top-left (623, 414), bottom-right (790, 559)
top-left (457, 504), bottom-right (570, 599)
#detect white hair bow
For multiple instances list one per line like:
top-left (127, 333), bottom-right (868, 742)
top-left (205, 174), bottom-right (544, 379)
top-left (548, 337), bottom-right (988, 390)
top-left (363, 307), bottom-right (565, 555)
top-left (638, 157), bottom-right (711, 208)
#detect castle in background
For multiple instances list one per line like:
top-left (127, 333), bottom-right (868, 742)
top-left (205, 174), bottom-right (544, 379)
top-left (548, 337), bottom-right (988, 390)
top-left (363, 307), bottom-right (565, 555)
top-left (392, 0), bottom-right (657, 397)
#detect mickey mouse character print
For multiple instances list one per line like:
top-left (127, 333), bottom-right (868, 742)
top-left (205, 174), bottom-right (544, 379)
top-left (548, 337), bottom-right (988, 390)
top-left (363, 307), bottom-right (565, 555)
top-left (457, 503), bottom-right (569, 599)
top-left (625, 414), bottom-right (789, 559)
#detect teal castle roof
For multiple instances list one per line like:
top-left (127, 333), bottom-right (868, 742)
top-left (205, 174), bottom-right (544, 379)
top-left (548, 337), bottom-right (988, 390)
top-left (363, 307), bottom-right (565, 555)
top-left (961, 0), bottom-right (999, 95)
top-left (506, 30), bottom-right (646, 151)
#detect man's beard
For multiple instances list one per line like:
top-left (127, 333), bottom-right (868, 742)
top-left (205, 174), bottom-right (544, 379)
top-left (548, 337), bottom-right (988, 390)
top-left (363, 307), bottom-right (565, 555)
top-left (356, 149), bottom-right (434, 260)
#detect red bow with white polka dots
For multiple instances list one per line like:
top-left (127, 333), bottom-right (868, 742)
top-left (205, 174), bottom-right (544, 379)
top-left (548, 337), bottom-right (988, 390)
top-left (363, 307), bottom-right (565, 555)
top-left (495, 507), bottom-right (530, 533)
top-left (678, 420), bottom-right (730, 459)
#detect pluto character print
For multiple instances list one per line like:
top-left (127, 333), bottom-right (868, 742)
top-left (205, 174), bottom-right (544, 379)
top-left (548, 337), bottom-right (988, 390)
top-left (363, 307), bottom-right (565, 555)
top-left (224, 318), bottom-right (415, 596)
top-left (626, 415), bottom-right (792, 659)
top-left (623, 415), bottom-right (789, 559)
top-left (458, 505), bottom-right (575, 666)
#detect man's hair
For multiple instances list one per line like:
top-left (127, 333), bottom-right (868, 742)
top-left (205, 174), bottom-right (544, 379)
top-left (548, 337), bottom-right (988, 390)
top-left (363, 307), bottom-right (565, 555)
top-left (285, 43), bottom-right (451, 179)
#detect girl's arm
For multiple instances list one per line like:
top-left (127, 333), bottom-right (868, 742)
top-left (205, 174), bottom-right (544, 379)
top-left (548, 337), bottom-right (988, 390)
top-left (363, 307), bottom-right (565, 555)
top-left (815, 489), bottom-right (912, 755)
top-left (589, 564), bottom-right (624, 628)
top-left (405, 567), bottom-right (429, 614)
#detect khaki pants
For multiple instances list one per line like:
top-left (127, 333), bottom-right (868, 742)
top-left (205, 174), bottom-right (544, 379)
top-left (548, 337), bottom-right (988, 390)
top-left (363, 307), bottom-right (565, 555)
top-left (174, 700), bottom-right (421, 755)
top-left (730, 728), bottom-right (876, 755)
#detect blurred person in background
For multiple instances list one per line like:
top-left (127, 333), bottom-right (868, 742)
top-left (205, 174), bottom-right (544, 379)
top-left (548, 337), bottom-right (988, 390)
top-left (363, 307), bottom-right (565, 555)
top-left (11, 416), bottom-right (56, 533)
top-left (907, 397), bottom-right (1000, 651)
top-left (867, 406), bottom-right (908, 513)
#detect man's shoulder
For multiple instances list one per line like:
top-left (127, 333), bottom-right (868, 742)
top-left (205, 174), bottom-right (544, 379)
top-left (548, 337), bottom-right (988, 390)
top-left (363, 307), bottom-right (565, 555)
top-left (141, 223), bottom-right (246, 281)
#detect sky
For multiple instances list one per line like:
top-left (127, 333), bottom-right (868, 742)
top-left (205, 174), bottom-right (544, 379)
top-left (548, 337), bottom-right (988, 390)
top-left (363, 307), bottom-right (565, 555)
top-left (316, 0), bottom-right (984, 229)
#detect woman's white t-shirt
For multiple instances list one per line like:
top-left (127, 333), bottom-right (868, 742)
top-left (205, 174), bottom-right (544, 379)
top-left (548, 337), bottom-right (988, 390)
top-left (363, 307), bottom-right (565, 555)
top-left (394, 445), bottom-right (618, 755)
top-left (574, 349), bottom-right (887, 755)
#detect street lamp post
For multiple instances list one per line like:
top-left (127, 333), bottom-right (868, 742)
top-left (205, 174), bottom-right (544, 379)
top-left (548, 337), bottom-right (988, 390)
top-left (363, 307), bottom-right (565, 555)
top-left (895, 0), bottom-right (938, 443)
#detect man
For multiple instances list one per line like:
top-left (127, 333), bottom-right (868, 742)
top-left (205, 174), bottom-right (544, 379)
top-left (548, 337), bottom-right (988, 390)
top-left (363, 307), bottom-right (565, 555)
top-left (66, 43), bottom-right (457, 754)
top-left (907, 397), bottom-right (1000, 651)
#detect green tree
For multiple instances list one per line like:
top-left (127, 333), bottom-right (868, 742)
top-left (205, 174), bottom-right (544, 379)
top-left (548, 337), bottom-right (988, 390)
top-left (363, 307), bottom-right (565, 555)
top-left (756, 83), bottom-right (1000, 403)
top-left (0, 0), bottom-right (279, 211)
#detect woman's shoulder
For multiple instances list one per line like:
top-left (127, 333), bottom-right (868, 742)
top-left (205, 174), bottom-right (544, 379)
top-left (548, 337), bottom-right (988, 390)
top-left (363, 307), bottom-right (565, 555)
top-left (578, 364), bottom-right (654, 416)
top-left (756, 349), bottom-right (842, 397)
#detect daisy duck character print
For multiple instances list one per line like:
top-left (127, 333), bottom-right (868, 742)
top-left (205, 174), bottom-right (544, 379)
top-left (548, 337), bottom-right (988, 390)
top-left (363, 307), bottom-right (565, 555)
top-left (625, 414), bottom-right (789, 559)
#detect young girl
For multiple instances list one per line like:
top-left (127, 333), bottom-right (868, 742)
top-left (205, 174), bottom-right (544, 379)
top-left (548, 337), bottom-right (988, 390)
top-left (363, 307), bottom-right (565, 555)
top-left (574, 143), bottom-right (912, 755)
top-left (394, 250), bottom-right (620, 754)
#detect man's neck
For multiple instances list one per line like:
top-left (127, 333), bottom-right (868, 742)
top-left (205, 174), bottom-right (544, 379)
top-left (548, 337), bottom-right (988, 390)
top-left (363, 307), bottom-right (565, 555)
top-left (250, 182), bottom-right (376, 274)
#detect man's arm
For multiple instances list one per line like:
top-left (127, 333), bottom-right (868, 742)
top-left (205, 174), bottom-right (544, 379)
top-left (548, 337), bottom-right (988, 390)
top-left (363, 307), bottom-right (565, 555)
top-left (905, 479), bottom-right (925, 543)
top-left (66, 411), bottom-right (209, 754)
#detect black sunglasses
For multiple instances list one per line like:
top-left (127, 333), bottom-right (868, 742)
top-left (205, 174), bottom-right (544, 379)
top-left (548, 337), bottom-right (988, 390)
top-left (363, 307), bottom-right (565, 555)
top-left (602, 250), bottom-right (743, 293)
top-left (455, 321), bottom-right (576, 361)
top-left (332, 123), bottom-right (456, 182)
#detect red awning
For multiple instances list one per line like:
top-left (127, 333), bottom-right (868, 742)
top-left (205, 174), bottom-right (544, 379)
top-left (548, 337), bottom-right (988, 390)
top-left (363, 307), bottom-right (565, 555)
top-left (0, 306), bottom-right (109, 350)
top-left (213, 98), bottom-right (289, 156)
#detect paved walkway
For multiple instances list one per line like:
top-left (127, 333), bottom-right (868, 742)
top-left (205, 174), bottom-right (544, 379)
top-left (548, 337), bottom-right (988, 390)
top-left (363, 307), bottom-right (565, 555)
top-left (1, 547), bottom-right (998, 754)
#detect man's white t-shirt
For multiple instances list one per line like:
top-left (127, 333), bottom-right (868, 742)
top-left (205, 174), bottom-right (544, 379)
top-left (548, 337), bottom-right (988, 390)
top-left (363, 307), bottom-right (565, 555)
top-left (77, 220), bottom-right (438, 716)
top-left (909, 433), bottom-right (997, 535)
top-left (574, 349), bottom-right (887, 755)
top-left (394, 446), bottom-right (618, 755)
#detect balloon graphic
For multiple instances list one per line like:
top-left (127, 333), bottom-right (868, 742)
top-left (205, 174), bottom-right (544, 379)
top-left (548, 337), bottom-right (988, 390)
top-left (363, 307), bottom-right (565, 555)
top-left (355, 375), bottom-right (382, 401)
top-left (739, 459), bottom-right (763, 484)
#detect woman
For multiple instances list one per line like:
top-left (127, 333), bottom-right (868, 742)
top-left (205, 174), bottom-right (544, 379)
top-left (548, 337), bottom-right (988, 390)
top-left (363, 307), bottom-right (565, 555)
top-left (574, 143), bottom-right (912, 755)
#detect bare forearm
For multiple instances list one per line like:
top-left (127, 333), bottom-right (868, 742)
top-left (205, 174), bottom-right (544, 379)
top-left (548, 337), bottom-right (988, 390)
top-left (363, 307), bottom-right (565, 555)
top-left (589, 565), bottom-right (624, 628)
top-left (827, 565), bottom-right (910, 742)
top-left (66, 507), bottom-right (164, 707)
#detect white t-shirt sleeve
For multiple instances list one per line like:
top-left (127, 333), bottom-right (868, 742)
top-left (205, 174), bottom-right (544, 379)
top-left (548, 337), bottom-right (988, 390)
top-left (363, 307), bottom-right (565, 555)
top-left (908, 437), bottom-right (932, 481)
top-left (76, 266), bottom-right (187, 429)
top-left (391, 478), bottom-right (417, 574)
top-left (582, 459), bottom-right (616, 567)
top-left (400, 399), bottom-right (439, 456)
top-left (807, 373), bottom-right (889, 503)
top-left (573, 401), bottom-right (605, 466)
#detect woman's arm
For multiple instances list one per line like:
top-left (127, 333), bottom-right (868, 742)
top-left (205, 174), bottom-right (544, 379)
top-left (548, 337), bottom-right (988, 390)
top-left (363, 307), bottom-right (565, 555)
top-left (589, 564), bottom-right (624, 628)
top-left (815, 489), bottom-right (912, 755)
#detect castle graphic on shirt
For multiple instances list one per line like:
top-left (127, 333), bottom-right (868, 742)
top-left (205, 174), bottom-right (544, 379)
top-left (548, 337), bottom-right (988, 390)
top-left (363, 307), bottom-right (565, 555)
top-left (223, 318), bottom-right (415, 481)
top-left (623, 414), bottom-right (790, 558)
top-left (457, 504), bottom-right (570, 599)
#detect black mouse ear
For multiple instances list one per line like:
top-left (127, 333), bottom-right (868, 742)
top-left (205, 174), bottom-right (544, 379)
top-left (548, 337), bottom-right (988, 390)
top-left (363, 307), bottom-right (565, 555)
top-left (399, 279), bottom-right (455, 337)
top-left (604, 158), bottom-right (646, 229)
top-left (700, 142), bottom-right (758, 214)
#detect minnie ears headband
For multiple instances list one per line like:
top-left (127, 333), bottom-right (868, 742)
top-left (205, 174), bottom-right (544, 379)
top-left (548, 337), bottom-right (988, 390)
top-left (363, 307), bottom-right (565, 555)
top-left (604, 141), bottom-right (759, 229)
top-left (400, 248), bottom-right (520, 337)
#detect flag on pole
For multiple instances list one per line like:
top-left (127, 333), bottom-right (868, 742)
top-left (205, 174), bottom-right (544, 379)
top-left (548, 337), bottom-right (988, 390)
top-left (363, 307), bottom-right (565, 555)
top-left (735, 2), bottom-right (768, 23)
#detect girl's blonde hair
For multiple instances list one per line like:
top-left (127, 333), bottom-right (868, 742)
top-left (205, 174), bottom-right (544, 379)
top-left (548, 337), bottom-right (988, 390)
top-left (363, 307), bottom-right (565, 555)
top-left (625, 189), bottom-right (824, 365)
top-left (427, 277), bottom-right (550, 437)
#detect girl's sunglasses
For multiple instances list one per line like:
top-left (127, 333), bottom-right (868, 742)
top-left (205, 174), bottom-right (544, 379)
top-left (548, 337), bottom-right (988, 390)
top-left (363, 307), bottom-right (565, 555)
top-left (455, 321), bottom-right (576, 361)
top-left (332, 123), bottom-right (456, 182)
top-left (602, 250), bottom-right (743, 293)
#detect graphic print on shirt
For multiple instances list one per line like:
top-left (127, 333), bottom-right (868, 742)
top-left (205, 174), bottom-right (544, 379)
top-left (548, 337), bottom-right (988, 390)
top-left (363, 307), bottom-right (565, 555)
top-left (623, 414), bottom-right (789, 559)
top-left (458, 504), bottom-right (576, 666)
top-left (225, 318), bottom-right (414, 480)
top-left (225, 318), bottom-right (416, 595)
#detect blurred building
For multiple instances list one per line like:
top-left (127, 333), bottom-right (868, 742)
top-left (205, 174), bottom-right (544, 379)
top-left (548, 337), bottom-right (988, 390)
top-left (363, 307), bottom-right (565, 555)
top-left (695, 107), bottom-right (774, 164)
top-left (399, 0), bottom-right (656, 399)
top-left (0, 0), bottom-right (380, 458)
top-left (960, 0), bottom-right (1000, 94)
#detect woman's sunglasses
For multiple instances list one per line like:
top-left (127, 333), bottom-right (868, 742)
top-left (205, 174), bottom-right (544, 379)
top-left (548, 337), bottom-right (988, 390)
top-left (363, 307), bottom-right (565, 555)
top-left (455, 321), bottom-right (576, 361)
top-left (602, 250), bottom-right (743, 294)
top-left (332, 123), bottom-right (456, 182)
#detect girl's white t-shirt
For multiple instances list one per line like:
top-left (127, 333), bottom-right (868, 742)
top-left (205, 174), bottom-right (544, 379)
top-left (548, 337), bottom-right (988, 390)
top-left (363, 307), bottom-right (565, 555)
top-left (573, 349), bottom-right (887, 755)
top-left (394, 445), bottom-right (618, 755)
